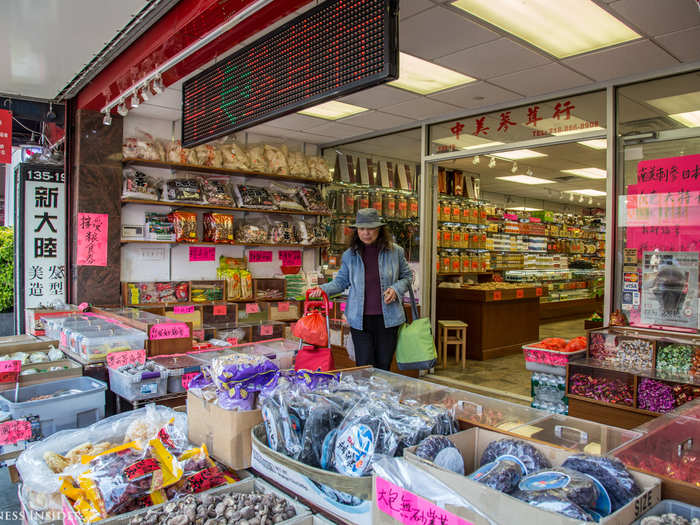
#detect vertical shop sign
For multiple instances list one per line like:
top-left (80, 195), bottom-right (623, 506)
top-left (0, 109), bottom-right (11, 164)
top-left (76, 213), bottom-right (108, 266)
top-left (15, 164), bottom-right (67, 331)
top-left (641, 251), bottom-right (698, 330)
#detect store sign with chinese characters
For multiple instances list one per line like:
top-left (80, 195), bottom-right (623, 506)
top-left (15, 164), bottom-right (67, 317)
top-left (429, 91), bottom-right (606, 154)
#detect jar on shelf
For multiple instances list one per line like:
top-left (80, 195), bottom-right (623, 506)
top-left (337, 190), bottom-right (351, 215)
top-left (370, 191), bottom-right (383, 214)
top-left (396, 195), bottom-right (408, 218)
top-left (382, 193), bottom-right (396, 218)
top-left (460, 227), bottom-right (470, 249)
top-left (450, 254), bottom-right (461, 273)
top-left (471, 206), bottom-right (480, 225)
top-left (333, 220), bottom-right (353, 245)
top-left (439, 251), bottom-right (451, 274)
top-left (408, 196), bottom-right (419, 218)
top-left (443, 227), bottom-right (453, 248)
top-left (451, 201), bottom-right (462, 223)
top-left (461, 204), bottom-right (471, 224)
top-left (356, 191), bottom-right (370, 211)
top-left (480, 232), bottom-right (487, 250)
top-left (460, 254), bottom-right (471, 273)
top-left (439, 200), bottom-right (451, 222)
top-left (436, 228), bottom-right (444, 248)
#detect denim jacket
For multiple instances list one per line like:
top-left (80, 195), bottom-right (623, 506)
top-left (320, 243), bottom-right (412, 330)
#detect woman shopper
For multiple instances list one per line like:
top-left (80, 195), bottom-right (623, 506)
top-left (309, 208), bottom-right (412, 370)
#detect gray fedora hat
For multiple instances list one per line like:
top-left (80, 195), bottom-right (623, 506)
top-left (350, 208), bottom-right (385, 229)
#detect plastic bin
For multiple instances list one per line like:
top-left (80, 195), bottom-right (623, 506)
top-left (522, 344), bottom-right (586, 366)
top-left (0, 377), bottom-right (106, 439)
top-left (150, 355), bottom-right (202, 393)
top-left (107, 365), bottom-right (168, 401)
top-left (76, 328), bottom-right (147, 361)
top-left (632, 500), bottom-right (700, 525)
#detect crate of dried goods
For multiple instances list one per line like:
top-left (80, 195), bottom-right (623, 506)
top-left (522, 337), bottom-right (587, 367)
top-left (107, 360), bottom-right (168, 401)
top-left (150, 354), bottom-right (202, 393)
top-left (253, 278), bottom-right (286, 301)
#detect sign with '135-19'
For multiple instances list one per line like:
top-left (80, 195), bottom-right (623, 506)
top-left (15, 163), bottom-right (67, 331)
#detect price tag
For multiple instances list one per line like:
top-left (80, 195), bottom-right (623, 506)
top-left (516, 289), bottom-right (524, 298)
top-left (0, 360), bottom-right (22, 383)
top-left (277, 302), bottom-right (290, 312)
top-left (149, 323), bottom-right (190, 340)
top-left (0, 420), bottom-right (32, 445)
top-left (106, 349), bottom-right (146, 370)
top-left (375, 476), bottom-right (474, 525)
top-left (189, 246), bottom-right (215, 262)
top-left (212, 305), bottom-right (227, 316)
top-left (493, 291), bottom-right (502, 301)
top-left (63, 498), bottom-right (79, 525)
top-left (536, 287), bottom-right (543, 297)
top-left (181, 372), bottom-right (199, 390)
top-left (340, 302), bottom-right (346, 313)
top-left (260, 325), bottom-right (274, 336)
top-left (246, 303), bottom-right (260, 314)
top-left (279, 250), bottom-right (302, 266)
top-left (249, 250), bottom-right (273, 263)
top-left (226, 337), bottom-right (239, 346)
top-left (174, 305), bottom-right (195, 314)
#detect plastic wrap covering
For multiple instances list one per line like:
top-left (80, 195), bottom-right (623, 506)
top-left (516, 467), bottom-right (599, 509)
top-left (562, 454), bottom-right (641, 512)
top-left (415, 435), bottom-right (465, 475)
top-left (219, 141), bottom-right (250, 171)
top-left (512, 490), bottom-right (595, 521)
top-left (480, 439), bottom-right (551, 474)
top-left (210, 353), bottom-right (279, 410)
top-left (469, 455), bottom-right (526, 493)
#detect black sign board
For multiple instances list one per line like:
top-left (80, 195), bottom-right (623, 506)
top-left (182, 0), bottom-right (398, 147)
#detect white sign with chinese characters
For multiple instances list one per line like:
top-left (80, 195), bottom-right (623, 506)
top-left (21, 165), bottom-right (67, 308)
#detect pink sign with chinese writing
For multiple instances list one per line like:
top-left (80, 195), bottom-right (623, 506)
top-left (106, 349), bottom-right (146, 369)
top-left (279, 250), bottom-right (302, 266)
top-left (149, 322), bottom-right (191, 340)
top-left (77, 213), bottom-right (108, 266)
top-left (249, 250), bottom-right (273, 263)
top-left (189, 246), bottom-right (215, 262)
top-left (0, 419), bottom-right (32, 445)
top-left (375, 477), bottom-right (474, 525)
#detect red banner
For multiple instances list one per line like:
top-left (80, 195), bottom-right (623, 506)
top-left (0, 109), bottom-right (12, 164)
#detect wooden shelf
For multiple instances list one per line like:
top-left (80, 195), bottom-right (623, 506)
top-left (566, 394), bottom-right (661, 417)
top-left (121, 239), bottom-right (329, 248)
top-left (122, 158), bottom-right (330, 185)
top-left (121, 198), bottom-right (332, 217)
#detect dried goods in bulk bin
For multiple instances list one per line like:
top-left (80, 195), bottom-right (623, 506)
top-left (414, 435), bottom-right (464, 474)
top-left (515, 467), bottom-right (599, 509)
top-left (655, 343), bottom-right (697, 374)
top-left (617, 338), bottom-right (654, 370)
top-left (108, 361), bottom-right (169, 401)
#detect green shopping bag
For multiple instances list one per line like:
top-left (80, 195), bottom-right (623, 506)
top-left (395, 286), bottom-right (437, 370)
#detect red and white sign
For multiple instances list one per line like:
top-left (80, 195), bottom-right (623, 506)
top-left (0, 109), bottom-right (12, 164)
top-left (149, 322), bottom-right (190, 340)
top-left (0, 420), bottom-right (32, 445)
top-left (106, 349), bottom-right (146, 369)
top-left (0, 360), bottom-right (22, 383)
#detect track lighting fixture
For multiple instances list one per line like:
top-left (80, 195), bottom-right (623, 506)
top-left (102, 111), bottom-right (112, 126)
top-left (511, 162), bottom-right (518, 174)
top-left (140, 85), bottom-right (149, 102)
top-left (116, 101), bottom-right (128, 117)
top-left (488, 157), bottom-right (496, 169)
top-left (130, 93), bottom-right (139, 109)
top-left (473, 155), bottom-right (480, 166)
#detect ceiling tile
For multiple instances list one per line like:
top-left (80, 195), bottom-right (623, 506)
top-left (489, 63), bottom-right (591, 97)
top-left (263, 113), bottom-right (326, 130)
top-left (382, 97), bottom-right (461, 120)
top-left (428, 81), bottom-right (522, 108)
top-left (128, 103), bottom-right (180, 122)
top-left (337, 85), bottom-right (421, 109)
top-left (436, 38), bottom-right (550, 79)
top-left (400, 0), bottom-right (434, 20)
top-left (399, 6), bottom-right (499, 60)
top-left (340, 110), bottom-right (416, 130)
top-left (656, 26), bottom-right (700, 62)
top-left (304, 121), bottom-right (374, 139)
top-left (563, 40), bottom-right (679, 81)
top-left (607, 0), bottom-right (700, 36)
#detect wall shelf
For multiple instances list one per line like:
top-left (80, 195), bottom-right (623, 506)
top-left (121, 239), bottom-right (329, 248)
top-left (121, 198), bottom-right (332, 217)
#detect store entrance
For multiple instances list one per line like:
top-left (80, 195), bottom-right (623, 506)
top-left (430, 139), bottom-right (607, 402)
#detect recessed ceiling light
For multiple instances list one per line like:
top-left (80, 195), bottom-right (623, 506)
top-left (493, 149), bottom-right (547, 160)
top-left (578, 139), bottom-right (607, 150)
top-left (561, 168), bottom-right (607, 179)
top-left (647, 91), bottom-right (700, 113)
top-left (668, 111), bottom-right (700, 128)
top-left (496, 175), bottom-right (554, 185)
top-left (452, 0), bottom-right (640, 58)
top-left (388, 53), bottom-right (476, 95)
top-left (564, 189), bottom-right (606, 196)
top-left (507, 206), bottom-right (542, 212)
top-left (298, 101), bottom-right (368, 120)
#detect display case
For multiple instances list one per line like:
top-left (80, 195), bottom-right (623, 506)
top-left (613, 415), bottom-right (700, 504)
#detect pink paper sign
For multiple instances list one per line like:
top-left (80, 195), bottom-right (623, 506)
top-left (149, 323), bottom-right (190, 340)
top-left (375, 477), bottom-right (474, 525)
top-left (0, 360), bottom-right (21, 383)
top-left (63, 497), bottom-right (79, 525)
top-left (174, 305), bottom-right (195, 314)
top-left (0, 419), bottom-right (32, 445)
top-left (340, 302), bottom-right (346, 313)
top-left (77, 213), bottom-right (108, 266)
top-left (279, 250), bottom-right (302, 266)
top-left (260, 325), bottom-right (273, 336)
top-left (106, 349), bottom-right (146, 369)
top-left (189, 246), bottom-right (215, 262)
top-left (277, 302), bottom-right (290, 312)
top-left (249, 250), bottom-right (273, 263)
top-left (246, 303), bottom-right (260, 314)
top-left (181, 372), bottom-right (199, 390)
top-left (213, 305), bottom-right (227, 316)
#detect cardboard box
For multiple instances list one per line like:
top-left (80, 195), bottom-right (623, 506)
top-left (187, 390), bottom-right (262, 470)
top-left (251, 423), bottom-right (373, 525)
top-left (404, 428), bottom-right (661, 525)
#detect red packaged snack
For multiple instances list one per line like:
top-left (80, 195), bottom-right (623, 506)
top-left (169, 211), bottom-right (198, 243)
top-left (564, 336), bottom-right (587, 352)
top-left (203, 213), bottom-right (235, 244)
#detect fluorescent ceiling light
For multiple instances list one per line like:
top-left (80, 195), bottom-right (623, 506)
top-left (507, 206), bottom-right (542, 211)
top-left (452, 0), bottom-right (639, 58)
top-left (669, 111), bottom-right (700, 128)
top-left (493, 149), bottom-right (547, 160)
top-left (496, 175), bottom-right (554, 185)
top-left (565, 189), bottom-right (606, 196)
top-left (647, 91), bottom-right (700, 114)
top-left (578, 139), bottom-right (607, 150)
top-left (561, 168), bottom-right (607, 179)
top-left (388, 53), bottom-right (475, 95)
top-left (433, 135), bottom-right (504, 150)
top-left (298, 101), bottom-right (368, 120)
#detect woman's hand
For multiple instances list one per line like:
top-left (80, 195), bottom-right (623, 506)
top-left (383, 287), bottom-right (398, 304)
top-left (308, 286), bottom-right (324, 298)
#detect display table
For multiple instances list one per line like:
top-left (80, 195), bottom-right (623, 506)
top-left (436, 286), bottom-right (541, 360)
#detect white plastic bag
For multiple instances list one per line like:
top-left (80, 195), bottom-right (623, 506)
top-left (345, 331), bottom-right (356, 362)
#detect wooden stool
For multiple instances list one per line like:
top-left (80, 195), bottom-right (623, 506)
top-left (437, 320), bottom-right (468, 369)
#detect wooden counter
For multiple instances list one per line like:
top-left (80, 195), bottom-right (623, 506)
top-left (436, 286), bottom-right (541, 360)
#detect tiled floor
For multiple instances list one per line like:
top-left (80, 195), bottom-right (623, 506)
top-left (429, 316), bottom-right (589, 402)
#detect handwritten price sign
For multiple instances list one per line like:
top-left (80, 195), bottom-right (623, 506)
top-left (189, 246), bottom-right (215, 262)
top-left (277, 302), bottom-right (290, 312)
top-left (536, 287), bottom-right (543, 297)
top-left (249, 250), bottom-right (273, 263)
top-left (279, 250), bottom-right (302, 266)
top-left (516, 289), bottom-right (524, 298)
top-left (492, 291), bottom-right (502, 301)
top-left (0, 419), bottom-right (32, 445)
top-left (181, 372), bottom-right (199, 390)
top-left (260, 325), bottom-right (274, 336)
top-left (106, 350), bottom-right (146, 370)
top-left (149, 323), bottom-right (191, 340)
top-left (212, 305), bottom-right (227, 316)
top-left (246, 303), bottom-right (260, 314)
top-left (174, 305), bottom-right (195, 314)
top-left (0, 360), bottom-right (21, 383)
top-left (375, 477), bottom-right (474, 525)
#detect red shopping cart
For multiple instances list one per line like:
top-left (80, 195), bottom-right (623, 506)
top-left (292, 289), bottom-right (335, 371)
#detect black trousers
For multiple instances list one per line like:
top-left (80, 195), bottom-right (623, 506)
top-left (350, 315), bottom-right (399, 371)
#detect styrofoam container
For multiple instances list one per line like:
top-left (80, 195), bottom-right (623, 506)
top-left (0, 377), bottom-right (106, 439)
top-left (632, 500), bottom-right (700, 525)
top-left (107, 365), bottom-right (168, 401)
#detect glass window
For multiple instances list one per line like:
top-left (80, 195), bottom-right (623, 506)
top-left (615, 71), bottom-right (700, 331)
top-left (429, 91), bottom-right (606, 155)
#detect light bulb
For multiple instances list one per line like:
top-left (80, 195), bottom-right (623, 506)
top-left (140, 85), bottom-right (149, 102)
top-left (473, 155), bottom-right (480, 166)
top-left (488, 157), bottom-right (496, 169)
top-left (130, 93), bottom-right (139, 109)
top-left (526, 168), bottom-right (533, 177)
top-left (511, 162), bottom-right (518, 174)
top-left (117, 102), bottom-right (128, 117)
top-left (102, 111), bottom-right (112, 126)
